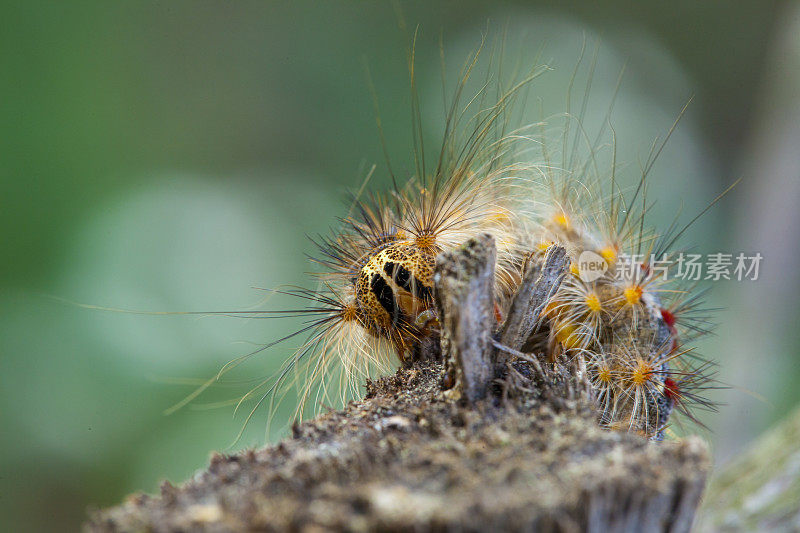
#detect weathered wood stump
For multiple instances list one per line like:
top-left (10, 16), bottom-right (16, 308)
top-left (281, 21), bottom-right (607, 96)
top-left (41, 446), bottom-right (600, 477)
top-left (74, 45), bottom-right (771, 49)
top-left (86, 235), bottom-right (710, 532)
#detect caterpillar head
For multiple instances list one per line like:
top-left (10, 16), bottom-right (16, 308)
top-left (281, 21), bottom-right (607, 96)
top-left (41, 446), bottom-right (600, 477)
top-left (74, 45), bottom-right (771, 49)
top-left (354, 241), bottom-right (438, 356)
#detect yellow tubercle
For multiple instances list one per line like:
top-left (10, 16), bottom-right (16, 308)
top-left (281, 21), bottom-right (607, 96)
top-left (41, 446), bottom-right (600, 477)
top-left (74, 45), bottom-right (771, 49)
top-left (584, 293), bottom-right (602, 313)
top-left (552, 212), bottom-right (570, 229)
top-left (630, 360), bottom-right (653, 386)
top-left (599, 246), bottom-right (617, 264)
top-left (489, 207), bottom-right (512, 224)
top-left (414, 234), bottom-right (438, 250)
top-left (623, 285), bottom-right (643, 305)
top-left (597, 365), bottom-right (612, 384)
top-left (341, 304), bottom-right (359, 322)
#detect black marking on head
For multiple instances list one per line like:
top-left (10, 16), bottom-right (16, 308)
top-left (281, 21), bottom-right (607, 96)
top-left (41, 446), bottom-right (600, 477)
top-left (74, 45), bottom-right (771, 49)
top-left (383, 262), bottom-right (432, 301)
top-left (370, 273), bottom-right (400, 323)
top-left (414, 281), bottom-right (432, 301)
top-left (383, 261), bottom-right (411, 290)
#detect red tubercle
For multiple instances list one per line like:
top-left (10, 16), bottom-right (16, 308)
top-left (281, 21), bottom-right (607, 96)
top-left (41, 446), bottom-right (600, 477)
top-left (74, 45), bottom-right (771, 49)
top-left (660, 308), bottom-right (677, 331)
top-left (663, 378), bottom-right (681, 402)
top-left (494, 302), bottom-right (504, 324)
top-left (660, 308), bottom-right (676, 327)
top-left (660, 308), bottom-right (680, 351)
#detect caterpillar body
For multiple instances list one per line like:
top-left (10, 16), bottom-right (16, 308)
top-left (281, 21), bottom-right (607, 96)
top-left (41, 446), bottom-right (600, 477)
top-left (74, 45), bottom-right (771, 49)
top-left (177, 40), bottom-right (723, 442)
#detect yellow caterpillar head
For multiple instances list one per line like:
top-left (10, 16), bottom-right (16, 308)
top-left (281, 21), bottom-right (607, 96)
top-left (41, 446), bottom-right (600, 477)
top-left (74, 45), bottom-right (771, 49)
top-left (354, 242), bottom-right (437, 355)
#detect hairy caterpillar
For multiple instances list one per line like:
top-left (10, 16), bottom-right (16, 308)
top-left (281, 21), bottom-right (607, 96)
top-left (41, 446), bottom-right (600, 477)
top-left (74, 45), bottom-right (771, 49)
top-left (162, 42), bottom-right (544, 439)
top-left (496, 81), bottom-right (731, 438)
top-left (164, 36), bottom-right (727, 442)
top-left (508, 133), bottom-right (730, 438)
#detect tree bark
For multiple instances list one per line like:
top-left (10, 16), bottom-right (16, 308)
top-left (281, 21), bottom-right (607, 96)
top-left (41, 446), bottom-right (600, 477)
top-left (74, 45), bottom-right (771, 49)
top-left (86, 235), bottom-right (711, 533)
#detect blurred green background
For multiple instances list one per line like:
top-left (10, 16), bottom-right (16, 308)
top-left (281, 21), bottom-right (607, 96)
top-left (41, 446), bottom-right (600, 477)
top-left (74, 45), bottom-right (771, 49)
top-left (2, 1), bottom-right (799, 530)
